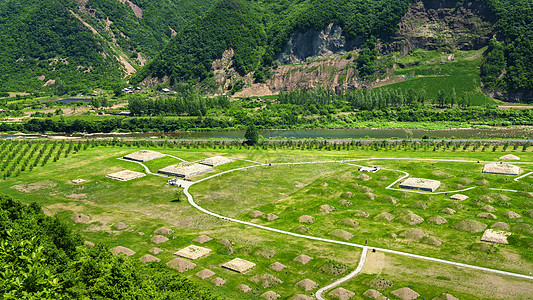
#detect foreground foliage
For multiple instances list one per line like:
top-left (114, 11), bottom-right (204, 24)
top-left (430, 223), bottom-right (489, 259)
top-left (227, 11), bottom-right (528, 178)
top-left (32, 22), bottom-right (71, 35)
top-left (0, 195), bottom-right (217, 299)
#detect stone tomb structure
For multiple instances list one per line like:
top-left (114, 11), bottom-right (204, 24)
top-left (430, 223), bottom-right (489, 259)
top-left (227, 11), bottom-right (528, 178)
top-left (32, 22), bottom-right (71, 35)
top-left (400, 177), bottom-right (441, 192)
top-left (222, 258), bottom-right (256, 273)
top-left (483, 163), bottom-right (520, 175)
top-left (158, 162), bottom-right (213, 178)
top-left (200, 156), bottom-right (233, 167)
top-left (174, 245), bottom-right (212, 260)
top-left (106, 170), bottom-right (145, 181)
top-left (123, 150), bottom-right (166, 162)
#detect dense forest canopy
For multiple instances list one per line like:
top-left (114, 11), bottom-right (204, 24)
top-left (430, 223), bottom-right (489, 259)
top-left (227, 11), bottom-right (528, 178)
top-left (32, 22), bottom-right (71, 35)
top-left (137, 0), bottom-right (533, 97)
top-left (0, 0), bottom-right (216, 93)
top-left (0, 194), bottom-right (218, 299)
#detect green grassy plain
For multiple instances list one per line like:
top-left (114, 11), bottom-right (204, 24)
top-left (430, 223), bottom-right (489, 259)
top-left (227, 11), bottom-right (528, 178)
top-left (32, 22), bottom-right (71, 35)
top-left (0, 142), bottom-right (532, 299)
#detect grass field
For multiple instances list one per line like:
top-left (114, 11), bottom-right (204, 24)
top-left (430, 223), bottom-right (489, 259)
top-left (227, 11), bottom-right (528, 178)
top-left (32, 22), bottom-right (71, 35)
top-left (1, 140), bottom-right (532, 299)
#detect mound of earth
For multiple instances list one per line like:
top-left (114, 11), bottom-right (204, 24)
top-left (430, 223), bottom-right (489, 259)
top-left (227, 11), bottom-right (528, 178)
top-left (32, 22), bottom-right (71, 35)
top-left (329, 287), bottom-right (355, 300)
top-left (482, 205), bottom-right (496, 212)
top-left (491, 222), bottom-right (510, 230)
top-left (295, 278), bottom-right (318, 291)
top-left (397, 210), bottom-right (424, 225)
top-left (427, 216), bottom-right (448, 225)
top-left (339, 199), bottom-right (353, 207)
top-left (250, 210), bottom-right (264, 218)
top-left (193, 234), bottom-right (213, 244)
top-left (513, 224), bottom-right (533, 234)
top-left (341, 218), bottom-right (359, 228)
top-left (217, 238), bottom-right (233, 246)
top-left (255, 248), bottom-right (277, 259)
top-left (453, 220), bottom-right (487, 233)
top-left (196, 269), bottom-right (215, 279)
top-left (399, 228), bottom-right (429, 241)
top-left (477, 212), bottom-right (497, 219)
top-left (365, 192), bottom-right (377, 200)
top-left (441, 208), bottom-right (456, 215)
top-left (294, 224), bottom-right (310, 233)
top-left (504, 211), bottom-right (521, 219)
top-left (458, 178), bottom-right (473, 185)
top-left (391, 287), bottom-right (420, 300)
top-left (112, 246), bottom-right (135, 256)
top-left (432, 170), bottom-right (451, 178)
top-left (320, 261), bottom-right (348, 276)
top-left (320, 204), bottom-right (335, 214)
top-left (249, 273), bottom-right (283, 288)
top-left (298, 215), bottom-right (315, 223)
top-left (450, 194), bottom-right (469, 201)
top-left (411, 201), bottom-right (428, 210)
top-left (380, 176), bottom-right (389, 181)
top-left (265, 213), bottom-right (279, 221)
top-left (476, 179), bottom-right (490, 186)
top-left (357, 174), bottom-right (372, 181)
top-left (329, 229), bottom-right (354, 240)
top-left (154, 227), bottom-right (174, 235)
top-left (374, 212), bottom-right (395, 222)
top-left (73, 213), bottom-right (90, 223)
top-left (237, 284), bottom-right (251, 293)
top-left (219, 245), bottom-right (235, 255)
top-left (84, 241), bottom-right (94, 247)
top-left (362, 289), bottom-right (383, 299)
top-left (344, 192), bottom-right (355, 198)
top-left (116, 222), bottom-right (129, 230)
top-left (364, 276), bottom-right (395, 291)
top-left (432, 293), bottom-right (460, 300)
top-left (261, 291), bottom-right (281, 300)
top-left (471, 243), bottom-right (496, 253)
top-left (449, 202), bottom-right (464, 211)
top-left (525, 209), bottom-right (533, 218)
top-left (212, 277), bottom-right (226, 286)
top-left (294, 254), bottom-right (313, 265)
top-left (151, 235), bottom-right (169, 244)
top-left (500, 154), bottom-right (520, 160)
top-left (421, 236), bottom-right (442, 247)
top-left (149, 247), bottom-right (163, 255)
top-left (354, 210), bottom-right (370, 218)
top-left (139, 254), bottom-right (160, 263)
top-left (380, 196), bottom-right (397, 205)
top-left (166, 258), bottom-right (196, 273)
top-left (270, 262), bottom-right (287, 272)
top-left (488, 193), bottom-right (510, 201)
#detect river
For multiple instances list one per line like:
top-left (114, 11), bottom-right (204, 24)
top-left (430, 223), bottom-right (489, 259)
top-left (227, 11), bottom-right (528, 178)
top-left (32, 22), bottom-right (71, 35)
top-left (2, 127), bottom-right (532, 140)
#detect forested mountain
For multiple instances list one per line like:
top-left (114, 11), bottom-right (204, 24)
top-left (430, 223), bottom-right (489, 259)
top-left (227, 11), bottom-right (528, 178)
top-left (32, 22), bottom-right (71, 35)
top-left (1, 0), bottom-right (531, 99)
top-left (0, 0), bottom-right (216, 93)
top-left (135, 0), bottom-right (533, 99)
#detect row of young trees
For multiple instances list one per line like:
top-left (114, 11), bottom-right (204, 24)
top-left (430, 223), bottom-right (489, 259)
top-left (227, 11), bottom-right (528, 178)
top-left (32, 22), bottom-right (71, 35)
top-left (0, 140), bottom-right (85, 179)
top-left (279, 87), bottom-right (476, 110)
top-left (128, 93), bottom-right (230, 116)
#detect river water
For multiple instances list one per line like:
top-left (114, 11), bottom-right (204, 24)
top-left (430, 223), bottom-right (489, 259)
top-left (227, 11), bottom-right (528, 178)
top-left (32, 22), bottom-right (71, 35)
top-left (2, 127), bottom-right (532, 140)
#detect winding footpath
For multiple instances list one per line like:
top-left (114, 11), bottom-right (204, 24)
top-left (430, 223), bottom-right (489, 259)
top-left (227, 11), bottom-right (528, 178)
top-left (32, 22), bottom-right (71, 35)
top-left (316, 246), bottom-right (368, 300)
top-left (122, 155), bottom-right (533, 299)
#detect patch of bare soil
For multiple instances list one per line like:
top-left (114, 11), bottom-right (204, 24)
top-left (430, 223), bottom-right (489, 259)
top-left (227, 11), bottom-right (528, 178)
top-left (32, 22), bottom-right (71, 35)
top-left (12, 181), bottom-right (57, 193)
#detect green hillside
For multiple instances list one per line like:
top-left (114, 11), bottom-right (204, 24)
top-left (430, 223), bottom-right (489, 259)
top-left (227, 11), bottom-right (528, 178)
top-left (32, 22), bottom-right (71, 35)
top-left (137, 0), bottom-right (533, 99)
top-left (0, 0), bottom-right (216, 93)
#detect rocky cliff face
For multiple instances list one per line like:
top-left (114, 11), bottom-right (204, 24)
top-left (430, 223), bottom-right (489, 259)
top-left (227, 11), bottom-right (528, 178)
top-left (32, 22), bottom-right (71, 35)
top-left (392, 0), bottom-right (494, 55)
top-left (277, 23), bottom-right (363, 64)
